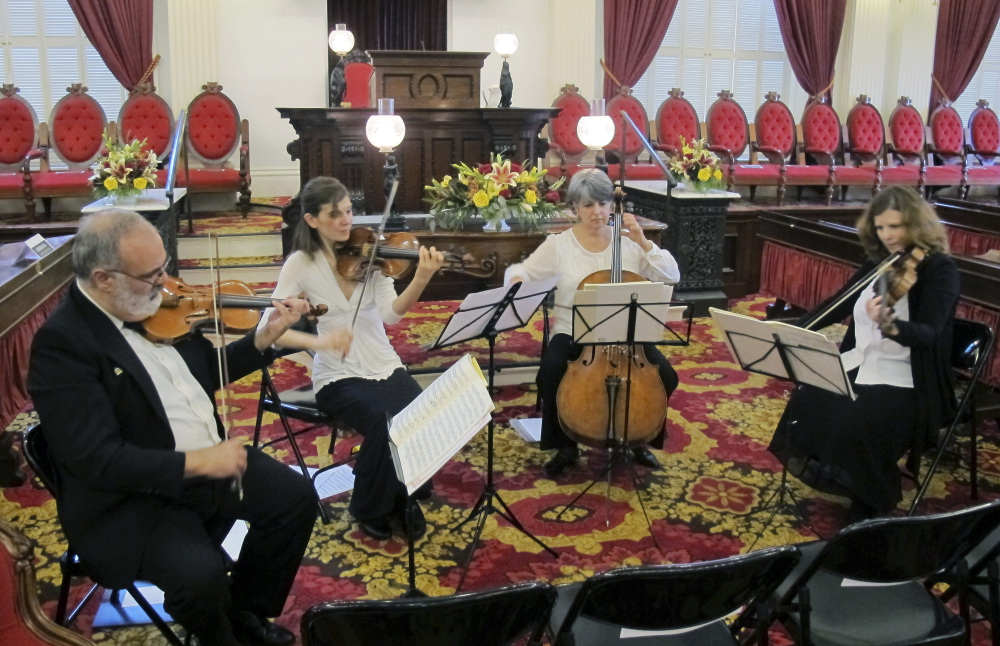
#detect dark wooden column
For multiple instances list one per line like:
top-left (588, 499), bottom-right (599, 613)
top-left (625, 181), bottom-right (738, 315)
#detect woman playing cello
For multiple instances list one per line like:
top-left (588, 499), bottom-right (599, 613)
top-left (768, 186), bottom-right (959, 522)
top-left (259, 177), bottom-right (444, 541)
top-left (505, 169), bottom-right (681, 477)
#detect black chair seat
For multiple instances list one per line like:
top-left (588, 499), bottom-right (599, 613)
top-left (777, 541), bottom-right (965, 646)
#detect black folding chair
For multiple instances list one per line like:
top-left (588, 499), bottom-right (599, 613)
top-left (252, 350), bottom-right (356, 524)
top-left (549, 545), bottom-right (801, 645)
top-left (300, 580), bottom-right (556, 646)
top-left (909, 318), bottom-right (995, 514)
top-left (22, 424), bottom-right (185, 646)
top-left (761, 499), bottom-right (1000, 646)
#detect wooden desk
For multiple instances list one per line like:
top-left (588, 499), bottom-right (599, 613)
top-left (278, 107), bottom-right (557, 215)
top-left (388, 215), bottom-right (667, 301)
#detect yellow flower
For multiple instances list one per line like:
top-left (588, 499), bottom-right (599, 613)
top-left (103, 177), bottom-right (119, 190)
top-left (442, 175), bottom-right (452, 187)
top-left (713, 169), bottom-right (723, 180)
top-left (486, 181), bottom-right (500, 198)
top-left (133, 177), bottom-right (148, 190)
top-left (698, 167), bottom-right (711, 182)
top-left (683, 145), bottom-right (694, 155)
top-left (473, 190), bottom-right (490, 208)
top-left (524, 189), bottom-right (537, 204)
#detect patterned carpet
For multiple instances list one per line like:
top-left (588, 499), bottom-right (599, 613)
top-left (1, 295), bottom-right (998, 644)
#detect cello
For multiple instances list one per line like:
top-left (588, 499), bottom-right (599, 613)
top-left (554, 183), bottom-right (668, 449)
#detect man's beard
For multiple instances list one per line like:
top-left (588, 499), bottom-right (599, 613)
top-left (112, 277), bottom-right (162, 320)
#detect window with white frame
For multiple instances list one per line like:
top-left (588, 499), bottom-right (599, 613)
top-left (0, 0), bottom-right (125, 166)
top-left (951, 33), bottom-right (1000, 123)
top-left (631, 0), bottom-right (791, 136)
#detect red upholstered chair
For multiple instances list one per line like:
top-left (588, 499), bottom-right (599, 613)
top-left (705, 90), bottom-right (749, 189)
top-left (653, 88), bottom-right (699, 158)
top-left (546, 84), bottom-right (590, 178)
top-left (183, 82), bottom-right (251, 216)
top-left (883, 96), bottom-right (925, 190)
top-left (342, 61), bottom-right (374, 108)
top-left (603, 85), bottom-right (664, 180)
top-left (798, 96), bottom-right (846, 205)
top-left (925, 100), bottom-right (966, 195)
top-left (736, 91), bottom-right (794, 203)
top-left (964, 99), bottom-right (1000, 201)
top-left (0, 85), bottom-right (41, 221)
top-left (31, 84), bottom-right (108, 220)
top-left (843, 94), bottom-right (885, 197)
top-left (0, 519), bottom-right (93, 646)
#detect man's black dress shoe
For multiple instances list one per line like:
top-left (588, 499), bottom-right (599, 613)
top-left (358, 514), bottom-right (393, 541)
top-left (632, 446), bottom-right (660, 469)
top-left (544, 446), bottom-right (579, 478)
top-left (230, 611), bottom-right (295, 646)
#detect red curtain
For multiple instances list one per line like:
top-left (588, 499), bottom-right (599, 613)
top-left (772, 0), bottom-right (846, 104)
top-left (603, 0), bottom-right (678, 100)
top-left (759, 242), bottom-right (855, 311)
top-left (929, 0), bottom-right (1000, 112)
top-left (67, 0), bottom-right (154, 90)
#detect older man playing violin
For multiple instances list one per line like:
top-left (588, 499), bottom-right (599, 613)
top-left (28, 209), bottom-right (318, 646)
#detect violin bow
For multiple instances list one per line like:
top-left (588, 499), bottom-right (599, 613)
top-left (208, 233), bottom-right (243, 500)
top-left (350, 179), bottom-right (399, 329)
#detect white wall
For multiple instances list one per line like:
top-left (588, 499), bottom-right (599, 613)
top-left (151, 0), bottom-right (951, 197)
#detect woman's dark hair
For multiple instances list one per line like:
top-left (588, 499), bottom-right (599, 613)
top-left (292, 176), bottom-right (350, 257)
top-left (855, 186), bottom-right (949, 260)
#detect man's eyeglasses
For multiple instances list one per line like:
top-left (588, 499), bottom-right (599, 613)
top-left (107, 256), bottom-right (171, 286)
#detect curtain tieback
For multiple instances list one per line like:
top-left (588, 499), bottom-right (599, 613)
top-left (931, 74), bottom-right (951, 105)
top-left (130, 54), bottom-right (161, 96)
top-left (600, 59), bottom-right (622, 91)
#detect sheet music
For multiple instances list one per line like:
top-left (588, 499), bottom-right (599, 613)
top-left (433, 275), bottom-right (559, 348)
top-left (573, 282), bottom-right (673, 344)
top-left (388, 354), bottom-right (496, 493)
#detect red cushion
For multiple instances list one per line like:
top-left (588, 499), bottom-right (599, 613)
top-left (930, 106), bottom-right (963, 154)
top-left (185, 167), bottom-right (241, 188)
top-left (0, 171), bottom-right (25, 191)
top-left (119, 94), bottom-right (173, 157)
top-left (343, 62), bottom-right (374, 108)
top-left (606, 94), bottom-right (649, 159)
top-left (965, 165), bottom-right (1000, 184)
top-left (881, 166), bottom-right (920, 184)
top-left (605, 163), bottom-right (669, 181)
top-left (0, 97), bottom-right (37, 166)
top-left (802, 103), bottom-right (840, 154)
top-left (923, 165), bottom-right (963, 184)
top-left (32, 169), bottom-right (92, 190)
top-left (707, 99), bottom-right (748, 157)
top-left (755, 102), bottom-right (794, 156)
top-left (848, 104), bottom-right (884, 154)
top-left (155, 168), bottom-right (187, 187)
top-left (656, 98), bottom-right (699, 154)
top-left (889, 105), bottom-right (924, 154)
top-left (832, 166), bottom-right (877, 183)
top-left (784, 166), bottom-right (834, 182)
top-left (731, 164), bottom-right (781, 180)
top-left (549, 90), bottom-right (590, 159)
top-left (50, 93), bottom-right (106, 166)
top-left (187, 93), bottom-right (239, 162)
top-left (970, 108), bottom-right (1000, 153)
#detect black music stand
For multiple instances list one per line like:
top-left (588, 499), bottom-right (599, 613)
top-left (553, 283), bottom-right (690, 547)
top-left (709, 308), bottom-right (854, 549)
top-left (429, 277), bottom-right (561, 591)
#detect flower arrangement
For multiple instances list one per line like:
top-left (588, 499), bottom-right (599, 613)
top-left (669, 137), bottom-right (725, 192)
top-left (424, 153), bottom-right (565, 231)
top-left (90, 135), bottom-right (158, 202)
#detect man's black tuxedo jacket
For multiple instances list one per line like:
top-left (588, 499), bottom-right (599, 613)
top-left (28, 283), bottom-right (273, 587)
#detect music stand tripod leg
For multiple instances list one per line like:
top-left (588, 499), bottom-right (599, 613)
top-left (454, 332), bottom-right (557, 591)
top-left (401, 493), bottom-right (427, 598)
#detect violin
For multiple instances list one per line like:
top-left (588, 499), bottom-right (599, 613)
top-left (881, 245), bottom-right (925, 307)
top-left (335, 226), bottom-right (491, 281)
top-left (140, 275), bottom-right (328, 343)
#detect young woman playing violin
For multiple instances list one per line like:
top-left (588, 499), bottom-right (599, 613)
top-left (769, 186), bottom-right (960, 523)
top-left (260, 176), bottom-right (445, 541)
top-left (505, 169), bottom-right (681, 478)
